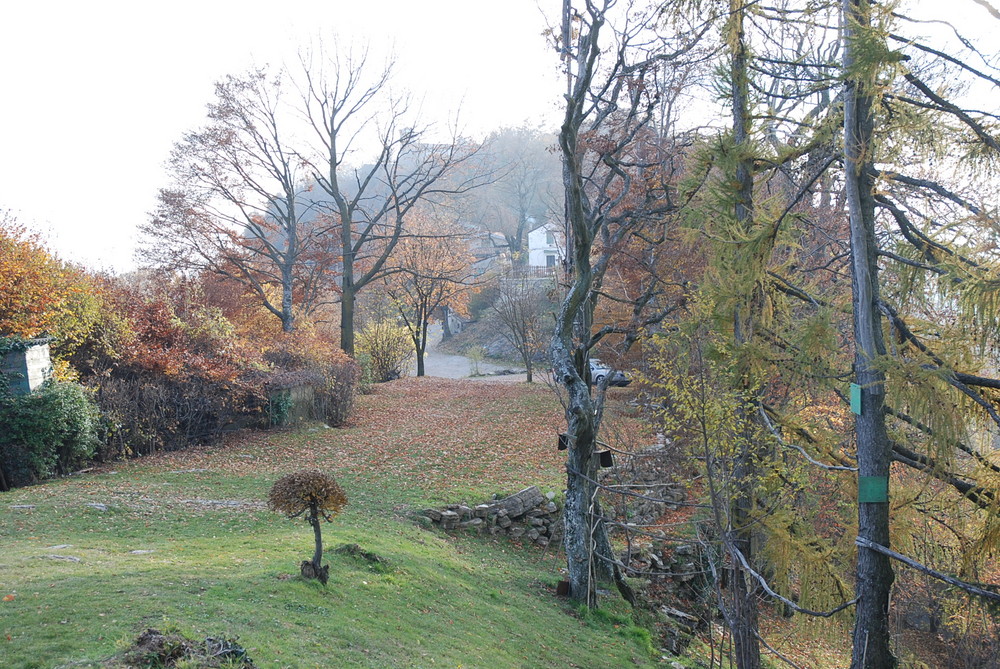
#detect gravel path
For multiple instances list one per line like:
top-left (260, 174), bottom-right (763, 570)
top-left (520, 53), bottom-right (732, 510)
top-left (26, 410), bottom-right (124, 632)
top-left (409, 325), bottom-right (530, 382)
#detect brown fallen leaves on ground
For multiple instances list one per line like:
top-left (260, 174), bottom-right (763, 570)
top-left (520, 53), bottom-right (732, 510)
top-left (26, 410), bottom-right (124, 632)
top-left (90, 378), bottom-right (570, 503)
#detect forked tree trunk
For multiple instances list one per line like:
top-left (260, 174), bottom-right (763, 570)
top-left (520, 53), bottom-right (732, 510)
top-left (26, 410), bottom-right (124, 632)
top-left (553, 0), bottom-right (640, 609)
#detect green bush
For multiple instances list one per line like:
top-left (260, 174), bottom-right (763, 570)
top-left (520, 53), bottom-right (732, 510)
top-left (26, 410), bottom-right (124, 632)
top-left (354, 351), bottom-right (375, 394)
top-left (0, 380), bottom-right (101, 489)
top-left (268, 389), bottom-right (294, 427)
top-left (356, 320), bottom-right (413, 383)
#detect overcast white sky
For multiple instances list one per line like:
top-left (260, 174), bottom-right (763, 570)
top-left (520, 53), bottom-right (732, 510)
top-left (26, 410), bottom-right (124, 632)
top-left (1, 1), bottom-right (996, 272)
top-left (0, 0), bottom-right (563, 271)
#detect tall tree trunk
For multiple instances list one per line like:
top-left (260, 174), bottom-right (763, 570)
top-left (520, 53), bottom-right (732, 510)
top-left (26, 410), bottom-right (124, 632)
top-left (507, 234), bottom-right (527, 266)
top-left (553, 217), bottom-right (610, 604)
top-left (727, 3), bottom-right (761, 665)
top-left (281, 264), bottom-right (296, 333)
top-left (340, 282), bottom-right (355, 356)
top-left (844, 1), bottom-right (896, 666)
top-left (555, 0), bottom-right (601, 604)
top-left (728, 486), bottom-right (761, 669)
top-left (415, 329), bottom-right (426, 377)
top-left (338, 180), bottom-right (357, 356)
top-left (281, 200), bottom-right (298, 333)
top-left (562, 410), bottom-right (602, 607)
top-left (415, 302), bottom-right (428, 377)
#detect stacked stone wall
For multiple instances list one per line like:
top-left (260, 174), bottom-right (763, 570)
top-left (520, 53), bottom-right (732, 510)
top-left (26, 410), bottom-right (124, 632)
top-left (421, 486), bottom-right (562, 548)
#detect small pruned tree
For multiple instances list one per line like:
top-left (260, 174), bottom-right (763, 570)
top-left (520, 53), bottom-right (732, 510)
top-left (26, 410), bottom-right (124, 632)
top-left (268, 470), bottom-right (348, 584)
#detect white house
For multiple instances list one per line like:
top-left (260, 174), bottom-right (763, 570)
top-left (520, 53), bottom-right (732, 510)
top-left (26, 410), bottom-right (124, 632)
top-left (526, 221), bottom-right (565, 270)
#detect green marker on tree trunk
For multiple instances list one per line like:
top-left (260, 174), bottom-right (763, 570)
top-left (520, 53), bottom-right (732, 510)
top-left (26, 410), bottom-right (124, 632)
top-left (859, 476), bottom-right (889, 503)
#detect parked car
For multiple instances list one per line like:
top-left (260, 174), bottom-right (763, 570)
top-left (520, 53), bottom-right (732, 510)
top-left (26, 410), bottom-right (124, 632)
top-left (588, 358), bottom-right (631, 387)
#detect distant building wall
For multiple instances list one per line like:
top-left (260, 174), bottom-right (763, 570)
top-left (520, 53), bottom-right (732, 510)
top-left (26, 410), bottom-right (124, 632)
top-left (527, 222), bottom-right (565, 269)
top-left (446, 311), bottom-right (465, 334)
top-left (1, 341), bottom-right (53, 395)
top-left (267, 384), bottom-right (316, 425)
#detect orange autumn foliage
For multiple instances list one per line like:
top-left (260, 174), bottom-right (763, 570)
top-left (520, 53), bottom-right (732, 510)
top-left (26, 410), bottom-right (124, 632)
top-left (0, 215), bottom-right (81, 339)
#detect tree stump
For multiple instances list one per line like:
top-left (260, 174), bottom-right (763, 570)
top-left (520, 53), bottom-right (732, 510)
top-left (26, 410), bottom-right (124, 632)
top-left (300, 560), bottom-right (329, 584)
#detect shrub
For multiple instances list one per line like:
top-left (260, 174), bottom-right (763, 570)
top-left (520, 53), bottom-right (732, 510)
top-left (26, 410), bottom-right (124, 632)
top-left (353, 351), bottom-right (376, 394)
top-left (268, 470), bottom-right (348, 584)
top-left (92, 373), bottom-right (261, 459)
top-left (77, 280), bottom-right (270, 459)
top-left (0, 216), bottom-right (108, 379)
top-left (0, 380), bottom-right (100, 490)
top-left (466, 345), bottom-right (487, 376)
top-left (6, 271), bottom-right (359, 468)
top-left (356, 319), bottom-right (413, 383)
top-left (0, 214), bottom-right (77, 339)
top-left (264, 329), bottom-right (360, 427)
top-left (267, 389), bottom-right (295, 427)
top-left (313, 357), bottom-right (359, 427)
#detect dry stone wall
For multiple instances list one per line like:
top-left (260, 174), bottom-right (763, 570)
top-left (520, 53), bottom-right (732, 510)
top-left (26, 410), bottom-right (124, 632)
top-left (599, 439), bottom-right (687, 536)
top-left (421, 486), bottom-right (562, 548)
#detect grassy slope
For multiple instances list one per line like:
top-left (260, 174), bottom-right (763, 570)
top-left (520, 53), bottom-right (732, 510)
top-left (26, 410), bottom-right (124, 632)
top-left (0, 378), bottom-right (661, 668)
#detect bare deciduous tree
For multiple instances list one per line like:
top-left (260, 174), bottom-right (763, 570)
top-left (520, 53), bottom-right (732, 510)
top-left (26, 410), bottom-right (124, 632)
top-left (552, 0), bottom-right (703, 607)
top-left (143, 70), bottom-right (338, 332)
top-left (491, 270), bottom-right (553, 383)
top-left (297, 45), bottom-right (486, 355)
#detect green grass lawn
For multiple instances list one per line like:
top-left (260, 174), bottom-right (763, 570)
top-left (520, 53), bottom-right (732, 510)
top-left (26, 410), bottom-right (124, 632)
top-left (1, 379), bottom-right (663, 668)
